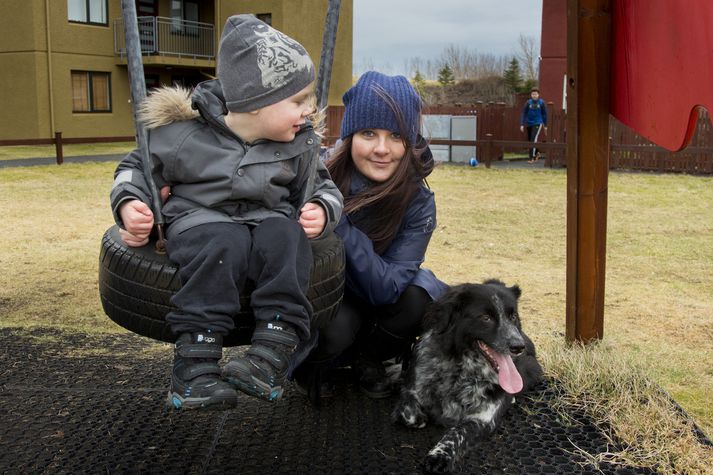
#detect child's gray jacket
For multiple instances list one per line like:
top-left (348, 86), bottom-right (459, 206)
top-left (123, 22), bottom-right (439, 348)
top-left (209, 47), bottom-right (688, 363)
top-left (111, 79), bottom-right (342, 239)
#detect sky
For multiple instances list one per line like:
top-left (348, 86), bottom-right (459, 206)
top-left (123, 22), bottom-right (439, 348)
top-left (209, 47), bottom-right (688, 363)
top-left (352, 0), bottom-right (543, 76)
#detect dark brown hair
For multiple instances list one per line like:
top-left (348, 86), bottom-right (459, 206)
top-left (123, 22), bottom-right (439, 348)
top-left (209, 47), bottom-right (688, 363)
top-left (326, 98), bottom-right (428, 254)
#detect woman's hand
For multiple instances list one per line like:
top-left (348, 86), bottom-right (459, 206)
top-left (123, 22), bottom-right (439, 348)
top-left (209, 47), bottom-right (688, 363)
top-left (299, 202), bottom-right (326, 239)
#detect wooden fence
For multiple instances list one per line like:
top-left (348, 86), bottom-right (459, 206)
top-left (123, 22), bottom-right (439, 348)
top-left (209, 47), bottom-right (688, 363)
top-left (3, 105), bottom-right (711, 174)
top-left (325, 104), bottom-right (713, 174)
top-left (0, 133), bottom-right (134, 165)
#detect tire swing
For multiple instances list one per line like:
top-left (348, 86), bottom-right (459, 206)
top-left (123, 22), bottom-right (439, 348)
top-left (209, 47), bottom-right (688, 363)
top-left (98, 226), bottom-right (345, 347)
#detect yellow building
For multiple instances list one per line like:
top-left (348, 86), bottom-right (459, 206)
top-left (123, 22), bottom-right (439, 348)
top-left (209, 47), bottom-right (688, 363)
top-left (0, 0), bottom-right (353, 140)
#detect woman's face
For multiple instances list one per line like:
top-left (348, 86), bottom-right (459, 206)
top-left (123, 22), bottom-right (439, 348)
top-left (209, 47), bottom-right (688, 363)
top-left (350, 129), bottom-right (406, 183)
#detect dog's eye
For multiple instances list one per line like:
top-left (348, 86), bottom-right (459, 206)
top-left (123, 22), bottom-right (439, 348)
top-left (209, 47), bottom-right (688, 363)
top-left (479, 314), bottom-right (492, 322)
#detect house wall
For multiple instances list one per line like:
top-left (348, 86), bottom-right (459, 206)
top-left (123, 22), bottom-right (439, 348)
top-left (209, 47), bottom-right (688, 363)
top-left (539, 0), bottom-right (567, 110)
top-left (0, 0), bottom-right (353, 140)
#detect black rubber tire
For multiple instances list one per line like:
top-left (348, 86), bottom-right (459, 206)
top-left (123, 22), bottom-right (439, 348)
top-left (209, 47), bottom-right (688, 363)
top-left (99, 225), bottom-right (344, 346)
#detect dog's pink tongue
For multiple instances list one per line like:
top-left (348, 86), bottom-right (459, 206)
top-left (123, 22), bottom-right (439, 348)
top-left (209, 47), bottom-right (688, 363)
top-left (494, 352), bottom-right (523, 394)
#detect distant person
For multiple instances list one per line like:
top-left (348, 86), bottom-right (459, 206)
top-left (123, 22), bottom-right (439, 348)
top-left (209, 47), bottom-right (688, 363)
top-left (110, 15), bottom-right (343, 410)
top-left (520, 88), bottom-right (548, 163)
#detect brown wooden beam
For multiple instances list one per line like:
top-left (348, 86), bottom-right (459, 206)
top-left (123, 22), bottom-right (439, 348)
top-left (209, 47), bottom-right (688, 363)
top-left (565, 0), bottom-right (612, 343)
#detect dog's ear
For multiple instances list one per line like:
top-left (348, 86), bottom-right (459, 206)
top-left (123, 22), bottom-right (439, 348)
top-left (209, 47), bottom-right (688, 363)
top-left (509, 284), bottom-right (522, 300)
top-left (484, 279), bottom-right (521, 300)
top-left (483, 278), bottom-right (506, 288)
top-left (423, 285), bottom-right (462, 334)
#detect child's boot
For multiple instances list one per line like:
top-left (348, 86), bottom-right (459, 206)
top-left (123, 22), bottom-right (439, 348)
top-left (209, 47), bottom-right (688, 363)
top-left (167, 331), bottom-right (239, 410)
top-left (222, 318), bottom-right (299, 402)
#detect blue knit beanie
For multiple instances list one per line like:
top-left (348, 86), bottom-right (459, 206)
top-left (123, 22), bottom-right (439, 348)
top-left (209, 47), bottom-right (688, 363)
top-left (340, 71), bottom-right (422, 144)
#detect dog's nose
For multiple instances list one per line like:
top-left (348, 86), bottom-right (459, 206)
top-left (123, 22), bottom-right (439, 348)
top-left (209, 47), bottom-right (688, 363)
top-left (509, 344), bottom-right (525, 356)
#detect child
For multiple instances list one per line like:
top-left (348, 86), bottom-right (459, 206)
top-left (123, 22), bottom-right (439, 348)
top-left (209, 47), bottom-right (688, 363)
top-left (520, 88), bottom-right (548, 163)
top-left (110, 15), bottom-right (343, 409)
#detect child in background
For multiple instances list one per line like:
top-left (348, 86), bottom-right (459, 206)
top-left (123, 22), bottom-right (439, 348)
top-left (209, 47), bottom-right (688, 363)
top-left (520, 88), bottom-right (548, 163)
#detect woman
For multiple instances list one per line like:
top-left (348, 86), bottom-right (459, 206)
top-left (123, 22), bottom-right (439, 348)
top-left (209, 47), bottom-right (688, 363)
top-left (295, 71), bottom-right (448, 401)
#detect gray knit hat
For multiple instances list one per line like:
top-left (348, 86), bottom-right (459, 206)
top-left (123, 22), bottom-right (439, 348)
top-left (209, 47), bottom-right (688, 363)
top-left (217, 14), bottom-right (315, 112)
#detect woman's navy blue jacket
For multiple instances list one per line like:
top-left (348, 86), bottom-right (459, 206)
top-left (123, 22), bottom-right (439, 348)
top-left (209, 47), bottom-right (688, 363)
top-left (335, 170), bottom-right (448, 306)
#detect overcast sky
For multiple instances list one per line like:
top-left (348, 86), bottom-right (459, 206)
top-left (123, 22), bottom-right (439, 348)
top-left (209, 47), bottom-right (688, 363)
top-left (352, 0), bottom-right (543, 76)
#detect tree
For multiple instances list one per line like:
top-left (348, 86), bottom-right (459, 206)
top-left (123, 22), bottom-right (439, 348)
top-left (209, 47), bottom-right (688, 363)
top-left (412, 70), bottom-right (427, 98)
top-left (503, 58), bottom-right (523, 94)
top-left (516, 34), bottom-right (539, 83)
top-left (437, 63), bottom-right (455, 86)
top-left (522, 78), bottom-right (537, 94)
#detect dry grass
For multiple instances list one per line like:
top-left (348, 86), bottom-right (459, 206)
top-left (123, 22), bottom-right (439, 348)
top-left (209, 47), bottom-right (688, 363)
top-left (540, 340), bottom-right (713, 474)
top-left (1, 160), bottom-right (712, 472)
top-left (0, 142), bottom-right (135, 161)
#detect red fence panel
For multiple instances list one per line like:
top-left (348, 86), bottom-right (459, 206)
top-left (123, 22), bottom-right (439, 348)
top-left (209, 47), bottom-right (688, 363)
top-left (322, 103), bottom-right (712, 174)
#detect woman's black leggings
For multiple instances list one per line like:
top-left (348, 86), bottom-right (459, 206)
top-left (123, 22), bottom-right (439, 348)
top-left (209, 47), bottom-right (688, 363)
top-left (308, 285), bottom-right (431, 364)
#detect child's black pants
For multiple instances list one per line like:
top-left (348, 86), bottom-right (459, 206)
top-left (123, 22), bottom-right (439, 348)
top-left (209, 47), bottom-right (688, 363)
top-left (165, 218), bottom-right (313, 340)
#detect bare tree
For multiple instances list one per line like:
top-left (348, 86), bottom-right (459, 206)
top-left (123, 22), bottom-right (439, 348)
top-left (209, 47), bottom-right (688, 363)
top-left (516, 34), bottom-right (539, 82)
top-left (402, 46), bottom-right (510, 82)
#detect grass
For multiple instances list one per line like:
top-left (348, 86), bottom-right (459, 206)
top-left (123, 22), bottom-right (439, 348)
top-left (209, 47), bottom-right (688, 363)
top-left (1, 159), bottom-right (712, 473)
top-left (0, 142), bottom-right (135, 161)
top-left (503, 152), bottom-right (529, 160)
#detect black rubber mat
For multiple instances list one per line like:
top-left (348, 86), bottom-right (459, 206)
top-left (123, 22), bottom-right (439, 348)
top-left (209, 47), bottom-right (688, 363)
top-left (0, 328), bottom-right (661, 474)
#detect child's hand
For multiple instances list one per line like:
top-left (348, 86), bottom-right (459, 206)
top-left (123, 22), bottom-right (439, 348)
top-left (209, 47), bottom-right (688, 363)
top-left (119, 227), bottom-right (150, 247)
top-left (299, 202), bottom-right (326, 239)
top-left (119, 199), bottom-right (154, 247)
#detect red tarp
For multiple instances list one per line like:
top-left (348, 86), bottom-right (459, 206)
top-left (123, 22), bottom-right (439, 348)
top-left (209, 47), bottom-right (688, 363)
top-left (611, 0), bottom-right (713, 151)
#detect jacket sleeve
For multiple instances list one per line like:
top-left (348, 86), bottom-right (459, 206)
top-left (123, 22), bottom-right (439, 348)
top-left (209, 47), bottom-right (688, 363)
top-left (109, 142), bottom-right (168, 228)
top-left (292, 147), bottom-right (343, 238)
top-left (521, 100), bottom-right (529, 126)
top-left (541, 100), bottom-right (548, 126)
top-left (336, 189), bottom-right (436, 306)
top-left (307, 158), bottom-right (343, 237)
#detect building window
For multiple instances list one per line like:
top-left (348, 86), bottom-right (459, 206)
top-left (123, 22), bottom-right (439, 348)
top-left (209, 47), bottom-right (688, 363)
top-left (71, 71), bottom-right (112, 113)
top-left (68, 0), bottom-right (108, 26)
top-left (256, 13), bottom-right (272, 26)
top-left (171, 0), bottom-right (200, 35)
top-left (145, 75), bottom-right (161, 93)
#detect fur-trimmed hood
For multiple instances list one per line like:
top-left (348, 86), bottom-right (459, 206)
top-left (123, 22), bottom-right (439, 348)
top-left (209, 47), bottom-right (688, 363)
top-left (137, 85), bottom-right (198, 129)
top-left (137, 79), bottom-right (325, 137)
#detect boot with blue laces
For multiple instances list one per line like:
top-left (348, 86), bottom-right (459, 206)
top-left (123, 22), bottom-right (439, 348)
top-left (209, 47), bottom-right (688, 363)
top-left (222, 318), bottom-right (299, 402)
top-left (167, 331), bottom-right (239, 410)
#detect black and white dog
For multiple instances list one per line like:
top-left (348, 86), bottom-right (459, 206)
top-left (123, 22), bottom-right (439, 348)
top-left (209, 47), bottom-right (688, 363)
top-left (393, 280), bottom-right (543, 474)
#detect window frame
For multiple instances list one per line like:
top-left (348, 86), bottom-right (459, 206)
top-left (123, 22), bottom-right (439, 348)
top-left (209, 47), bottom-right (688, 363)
top-left (67, 0), bottom-right (109, 27)
top-left (256, 13), bottom-right (272, 26)
top-left (170, 0), bottom-right (200, 36)
top-left (71, 71), bottom-right (113, 113)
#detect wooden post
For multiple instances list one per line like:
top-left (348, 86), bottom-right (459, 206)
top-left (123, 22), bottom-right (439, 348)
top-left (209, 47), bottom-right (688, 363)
top-left (484, 133), bottom-right (494, 168)
top-left (54, 131), bottom-right (63, 165)
top-left (565, 0), bottom-right (611, 343)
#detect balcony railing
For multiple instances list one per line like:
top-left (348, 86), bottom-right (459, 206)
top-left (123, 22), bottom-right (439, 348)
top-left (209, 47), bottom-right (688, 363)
top-left (114, 16), bottom-right (215, 60)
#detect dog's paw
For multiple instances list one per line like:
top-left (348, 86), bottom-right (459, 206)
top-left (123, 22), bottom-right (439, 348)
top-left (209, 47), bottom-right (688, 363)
top-left (422, 449), bottom-right (454, 474)
top-left (392, 401), bottom-right (427, 429)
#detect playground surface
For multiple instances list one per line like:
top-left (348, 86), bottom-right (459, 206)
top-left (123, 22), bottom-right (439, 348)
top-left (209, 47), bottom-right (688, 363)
top-left (1, 327), bottom-right (660, 474)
